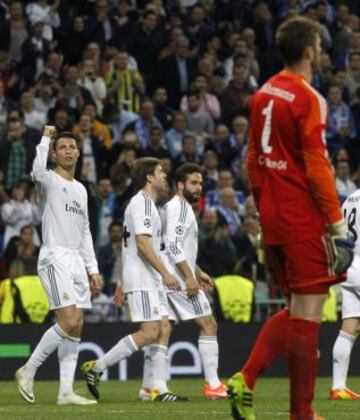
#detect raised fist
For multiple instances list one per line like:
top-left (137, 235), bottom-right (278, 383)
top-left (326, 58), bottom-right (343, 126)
top-left (43, 126), bottom-right (56, 139)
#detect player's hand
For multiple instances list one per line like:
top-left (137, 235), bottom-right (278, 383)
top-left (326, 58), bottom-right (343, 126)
top-left (43, 125), bottom-right (56, 139)
top-left (163, 272), bottom-right (180, 291)
top-left (113, 283), bottom-right (125, 306)
top-left (185, 276), bottom-right (200, 297)
top-left (89, 273), bottom-right (101, 297)
top-left (196, 270), bottom-right (213, 292)
top-left (326, 219), bottom-right (355, 275)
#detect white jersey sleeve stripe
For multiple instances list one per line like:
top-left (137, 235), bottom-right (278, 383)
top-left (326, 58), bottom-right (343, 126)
top-left (142, 193), bottom-right (152, 217)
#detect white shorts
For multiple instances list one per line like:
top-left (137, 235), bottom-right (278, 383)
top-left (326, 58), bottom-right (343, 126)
top-left (167, 289), bottom-right (212, 321)
top-left (126, 289), bottom-right (168, 323)
top-left (38, 250), bottom-right (91, 310)
top-left (341, 256), bottom-right (360, 320)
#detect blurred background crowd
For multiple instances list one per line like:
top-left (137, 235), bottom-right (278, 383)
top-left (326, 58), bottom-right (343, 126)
top-left (0, 0), bottom-right (358, 322)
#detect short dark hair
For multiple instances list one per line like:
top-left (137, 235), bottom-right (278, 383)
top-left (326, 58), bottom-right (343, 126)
top-left (131, 157), bottom-right (160, 190)
top-left (20, 224), bottom-right (33, 234)
top-left (108, 220), bottom-right (122, 233)
top-left (276, 17), bottom-right (320, 66)
top-left (175, 163), bottom-right (202, 185)
top-left (53, 131), bottom-right (81, 150)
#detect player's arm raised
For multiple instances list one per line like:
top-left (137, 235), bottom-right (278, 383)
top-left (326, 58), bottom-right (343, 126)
top-left (31, 126), bottom-right (56, 183)
top-left (136, 234), bottom-right (179, 290)
top-left (165, 203), bottom-right (200, 297)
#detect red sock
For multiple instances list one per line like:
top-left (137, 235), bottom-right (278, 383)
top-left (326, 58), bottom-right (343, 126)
top-left (287, 318), bottom-right (320, 420)
top-left (242, 308), bottom-right (289, 390)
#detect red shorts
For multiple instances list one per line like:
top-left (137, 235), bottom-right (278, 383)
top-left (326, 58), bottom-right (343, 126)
top-left (267, 234), bottom-right (346, 296)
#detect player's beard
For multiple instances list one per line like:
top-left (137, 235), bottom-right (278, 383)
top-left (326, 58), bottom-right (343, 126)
top-left (184, 189), bottom-right (199, 204)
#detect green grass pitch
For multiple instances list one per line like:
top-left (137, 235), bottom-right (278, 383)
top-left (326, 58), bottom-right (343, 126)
top-left (2, 377), bottom-right (360, 419)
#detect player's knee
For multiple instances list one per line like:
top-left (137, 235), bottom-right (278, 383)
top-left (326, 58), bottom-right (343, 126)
top-left (59, 318), bottom-right (79, 336)
top-left (160, 318), bottom-right (172, 338)
top-left (199, 316), bottom-right (217, 336)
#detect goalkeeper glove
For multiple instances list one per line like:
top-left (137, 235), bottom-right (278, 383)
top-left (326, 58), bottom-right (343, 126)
top-left (327, 219), bottom-right (355, 275)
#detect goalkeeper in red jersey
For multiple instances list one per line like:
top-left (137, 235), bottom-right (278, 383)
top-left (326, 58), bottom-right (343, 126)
top-left (227, 17), bottom-right (354, 420)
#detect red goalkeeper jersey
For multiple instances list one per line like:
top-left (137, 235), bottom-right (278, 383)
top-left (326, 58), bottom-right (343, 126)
top-left (247, 70), bottom-right (343, 245)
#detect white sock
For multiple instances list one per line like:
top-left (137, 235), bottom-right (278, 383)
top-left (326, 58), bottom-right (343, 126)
top-left (58, 336), bottom-right (80, 397)
top-left (151, 344), bottom-right (169, 394)
top-left (94, 334), bottom-right (138, 372)
top-left (142, 345), bottom-right (153, 390)
top-left (199, 336), bottom-right (221, 389)
top-left (332, 330), bottom-right (356, 390)
top-left (25, 324), bottom-right (67, 378)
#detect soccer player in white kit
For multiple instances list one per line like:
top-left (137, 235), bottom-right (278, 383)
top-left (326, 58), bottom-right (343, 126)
top-left (15, 126), bottom-right (101, 405)
top-left (81, 157), bottom-right (187, 401)
top-left (331, 189), bottom-right (360, 400)
top-left (139, 163), bottom-right (227, 400)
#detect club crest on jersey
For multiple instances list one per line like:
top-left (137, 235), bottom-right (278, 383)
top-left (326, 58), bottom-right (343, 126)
top-left (63, 292), bottom-right (70, 300)
top-left (63, 187), bottom-right (67, 193)
top-left (153, 306), bottom-right (159, 314)
top-left (175, 225), bottom-right (184, 235)
top-left (144, 218), bottom-right (152, 228)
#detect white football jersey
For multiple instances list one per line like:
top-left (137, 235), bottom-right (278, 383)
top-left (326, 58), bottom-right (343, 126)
top-left (161, 195), bottom-right (198, 289)
top-left (342, 189), bottom-right (360, 288)
top-left (122, 190), bottom-right (162, 292)
top-left (343, 189), bottom-right (360, 258)
top-left (32, 136), bottom-right (98, 274)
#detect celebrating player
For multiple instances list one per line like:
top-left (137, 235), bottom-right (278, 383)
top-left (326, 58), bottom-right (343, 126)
top-left (15, 127), bottom-right (101, 405)
top-left (331, 189), bottom-right (360, 400)
top-left (139, 163), bottom-right (226, 401)
top-left (227, 17), bottom-right (354, 420)
top-left (81, 157), bottom-right (186, 401)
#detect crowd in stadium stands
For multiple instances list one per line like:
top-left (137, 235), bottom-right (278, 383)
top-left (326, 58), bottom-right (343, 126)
top-left (0, 0), bottom-right (359, 322)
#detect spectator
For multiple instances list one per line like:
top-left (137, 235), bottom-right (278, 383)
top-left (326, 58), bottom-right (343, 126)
top-left (220, 63), bottom-right (254, 125)
top-left (327, 85), bottom-right (357, 150)
top-left (123, 98), bottom-right (162, 150)
top-left (0, 79), bottom-right (15, 137)
top-left (141, 126), bottom-right (169, 159)
top-left (186, 4), bottom-right (214, 46)
top-left (0, 1), bottom-right (29, 64)
top-left (153, 86), bottom-right (174, 131)
top-left (0, 119), bottom-right (36, 190)
top-left (19, 90), bottom-right (46, 131)
top-left (230, 115), bottom-right (248, 166)
top-left (158, 36), bottom-right (194, 108)
top-left (3, 224), bottom-right (39, 275)
top-left (97, 220), bottom-right (123, 296)
top-left (165, 110), bottom-right (189, 159)
top-left (81, 102), bottom-right (112, 149)
top-left (62, 65), bottom-right (94, 115)
top-left (78, 59), bottom-right (107, 115)
top-left (1, 182), bottom-right (40, 249)
top-left (26, 0), bottom-right (60, 42)
top-left (104, 50), bottom-right (144, 113)
top-left (344, 52), bottom-right (360, 103)
top-left (102, 103), bottom-right (138, 145)
top-left (96, 178), bottom-right (117, 248)
top-left (130, 10), bottom-right (166, 94)
top-left (198, 209), bottom-right (237, 277)
top-left (183, 90), bottom-right (214, 155)
top-left (34, 78), bottom-right (56, 115)
top-left (205, 168), bottom-right (246, 209)
top-left (233, 215), bottom-right (260, 268)
top-left (180, 74), bottom-right (221, 120)
top-left (207, 123), bottom-right (235, 168)
top-left (60, 16), bottom-right (89, 65)
top-left (216, 187), bottom-right (243, 237)
top-left (202, 150), bottom-right (219, 193)
top-left (174, 134), bottom-right (200, 168)
top-left (110, 145), bottom-right (136, 195)
top-left (85, 0), bottom-right (119, 50)
top-left (51, 107), bottom-right (71, 131)
top-left (21, 19), bottom-right (50, 86)
top-left (335, 159), bottom-right (357, 203)
top-left (40, 51), bottom-right (62, 81)
top-left (73, 114), bottom-right (107, 183)
top-left (223, 37), bottom-right (260, 86)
